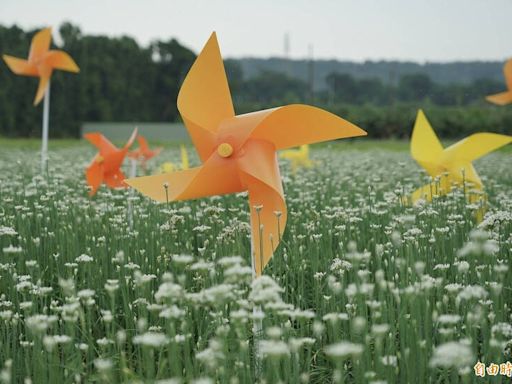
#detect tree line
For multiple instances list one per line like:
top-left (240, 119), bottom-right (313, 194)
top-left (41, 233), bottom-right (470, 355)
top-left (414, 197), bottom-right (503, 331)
top-left (0, 23), bottom-right (509, 139)
top-left (231, 70), bottom-right (505, 107)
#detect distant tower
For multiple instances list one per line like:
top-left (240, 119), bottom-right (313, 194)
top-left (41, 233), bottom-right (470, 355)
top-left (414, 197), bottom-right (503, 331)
top-left (283, 32), bottom-right (291, 76)
top-left (388, 67), bottom-right (396, 105)
top-left (308, 44), bottom-right (315, 102)
top-left (284, 32), bottom-right (290, 58)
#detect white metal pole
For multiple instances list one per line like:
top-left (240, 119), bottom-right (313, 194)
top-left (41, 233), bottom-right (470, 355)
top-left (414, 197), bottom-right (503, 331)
top-left (128, 158), bottom-right (137, 229)
top-left (41, 81), bottom-right (51, 174)
top-left (251, 215), bottom-right (263, 377)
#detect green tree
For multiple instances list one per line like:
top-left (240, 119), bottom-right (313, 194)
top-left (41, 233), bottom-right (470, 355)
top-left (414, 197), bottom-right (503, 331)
top-left (397, 73), bottom-right (434, 102)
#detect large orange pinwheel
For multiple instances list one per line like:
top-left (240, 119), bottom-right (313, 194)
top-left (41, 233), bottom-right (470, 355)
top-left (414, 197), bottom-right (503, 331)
top-left (129, 135), bottom-right (163, 165)
top-left (125, 33), bottom-right (366, 276)
top-left (85, 129), bottom-right (138, 196)
top-left (3, 27), bottom-right (79, 106)
top-left (486, 59), bottom-right (512, 106)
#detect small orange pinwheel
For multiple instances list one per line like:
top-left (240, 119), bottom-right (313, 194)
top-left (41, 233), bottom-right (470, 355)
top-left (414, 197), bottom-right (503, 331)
top-left (2, 27), bottom-right (79, 105)
top-left (129, 135), bottom-right (163, 166)
top-left (85, 128), bottom-right (138, 196)
top-left (486, 59), bottom-right (512, 106)
top-left (125, 33), bottom-right (366, 276)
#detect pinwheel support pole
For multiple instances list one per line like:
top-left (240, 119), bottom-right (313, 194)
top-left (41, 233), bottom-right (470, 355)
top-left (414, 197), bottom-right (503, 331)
top-left (250, 223), bottom-right (263, 376)
top-left (41, 81), bottom-right (51, 174)
top-left (127, 158), bottom-right (137, 229)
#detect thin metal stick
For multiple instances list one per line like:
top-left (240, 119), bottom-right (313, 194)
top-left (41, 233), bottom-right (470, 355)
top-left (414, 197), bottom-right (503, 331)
top-left (41, 81), bottom-right (51, 174)
top-left (251, 206), bottom-right (263, 378)
top-left (128, 158), bottom-right (137, 229)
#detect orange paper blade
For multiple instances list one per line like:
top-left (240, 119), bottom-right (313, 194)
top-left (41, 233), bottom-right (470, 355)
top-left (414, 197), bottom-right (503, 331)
top-left (219, 104), bottom-right (366, 153)
top-left (104, 170), bottom-right (127, 188)
top-left (485, 92), bottom-right (512, 106)
top-left (33, 70), bottom-right (52, 106)
top-left (486, 59), bottom-right (512, 105)
top-left (138, 136), bottom-right (150, 153)
top-left (2, 55), bottom-right (38, 76)
top-left (504, 59), bottom-right (512, 91)
top-left (29, 28), bottom-right (51, 61)
top-left (152, 147), bottom-right (163, 158)
top-left (84, 133), bottom-right (118, 154)
top-left (177, 32), bottom-right (234, 162)
top-left (237, 139), bottom-right (286, 276)
top-left (45, 50), bottom-right (80, 73)
top-left (86, 160), bottom-right (104, 196)
top-left (248, 105), bottom-right (366, 150)
top-left (103, 150), bottom-right (128, 174)
top-left (125, 155), bottom-right (244, 202)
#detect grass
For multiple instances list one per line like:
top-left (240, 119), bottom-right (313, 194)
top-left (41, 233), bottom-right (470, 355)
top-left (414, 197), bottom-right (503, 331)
top-left (0, 140), bottom-right (511, 383)
top-left (2, 137), bottom-right (510, 153)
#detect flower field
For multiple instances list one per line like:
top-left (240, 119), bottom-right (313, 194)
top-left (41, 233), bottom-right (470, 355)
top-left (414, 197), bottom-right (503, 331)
top-left (0, 142), bottom-right (511, 383)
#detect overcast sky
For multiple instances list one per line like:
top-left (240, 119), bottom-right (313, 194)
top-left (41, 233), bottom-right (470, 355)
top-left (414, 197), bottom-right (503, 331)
top-left (1, 0), bottom-right (510, 62)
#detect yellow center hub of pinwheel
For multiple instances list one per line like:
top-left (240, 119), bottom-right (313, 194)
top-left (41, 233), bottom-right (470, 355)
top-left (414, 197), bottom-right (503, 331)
top-left (217, 143), bottom-right (234, 158)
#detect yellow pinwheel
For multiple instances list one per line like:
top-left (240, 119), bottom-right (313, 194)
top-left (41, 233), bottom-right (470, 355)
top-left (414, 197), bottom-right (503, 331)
top-left (409, 109), bottom-right (512, 203)
top-left (158, 145), bottom-right (190, 174)
top-left (279, 145), bottom-right (315, 173)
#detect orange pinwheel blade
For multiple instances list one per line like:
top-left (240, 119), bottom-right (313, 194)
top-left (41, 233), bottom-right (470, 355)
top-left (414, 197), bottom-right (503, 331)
top-left (177, 32), bottom-right (234, 162)
top-left (486, 59), bottom-right (512, 105)
top-left (84, 133), bottom-right (118, 154)
top-left (45, 50), bottom-right (80, 73)
top-left (251, 104), bottom-right (367, 149)
top-left (486, 92), bottom-right (512, 106)
top-left (241, 105), bottom-right (366, 151)
top-left (219, 104), bottom-right (366, 153)
top-left (34, 71), bottom-right (51, 106)
top-left (86, 160), bottom-right (104, 196)
top-left (2, 55), bottom-right (38, 76)
top-left (105, 170), bottom-right (127, 188)
top-left (103, 150), bottom-right (128, 173)
top-left (153, 147), bottom-right (163, 157)
top-left (125, 156), bottom-right (244, 203)
top-left (135, 135), bottom-right (163, 160)
top-left (237, 140), bottom-right (286, 276)
top-left (128, 149), bottom-right (141, 159)
top-left (504, 59), bottom-right (512, 91)
top-left (29, 28), bottom-right (52, 61)
top-left (137, 135), bottom-right (150, 153)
